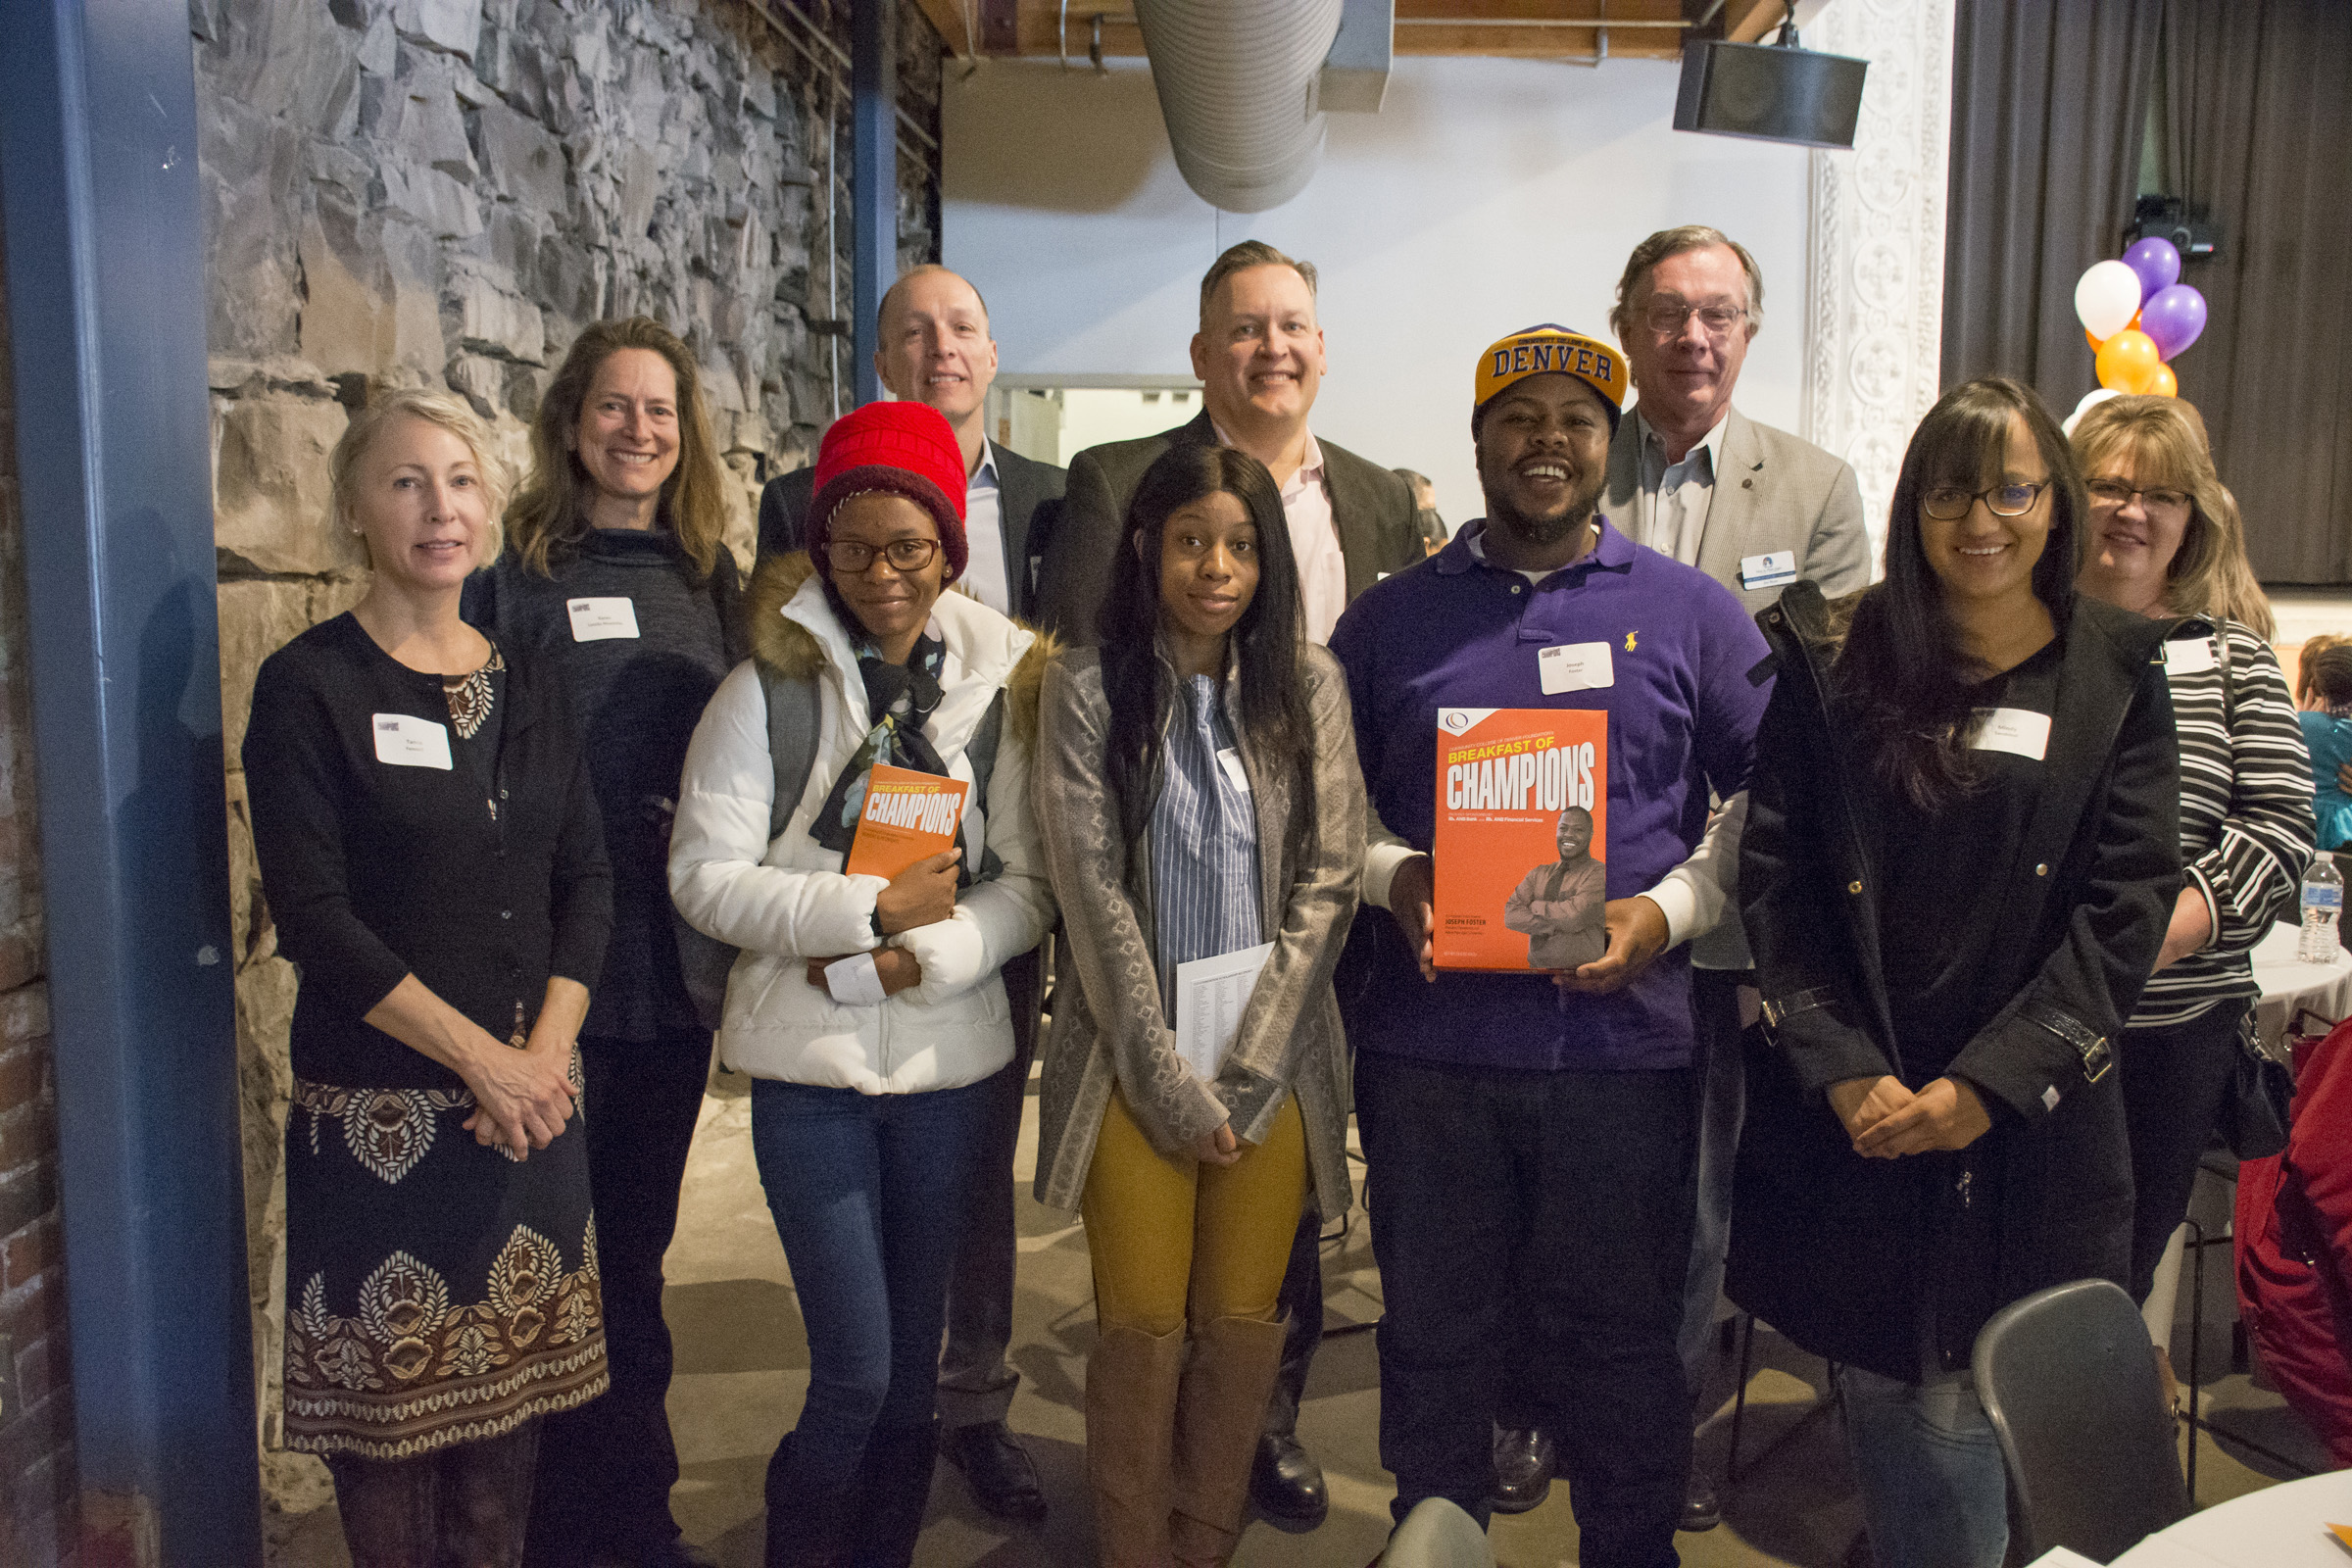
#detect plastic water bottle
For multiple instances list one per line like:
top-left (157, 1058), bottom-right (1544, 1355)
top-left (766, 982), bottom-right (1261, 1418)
top-left (2299, 857), bottom-right (2343, 962)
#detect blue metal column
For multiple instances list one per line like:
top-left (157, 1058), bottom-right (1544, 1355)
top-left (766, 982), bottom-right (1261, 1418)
top-left (852, 0), bottom-right (898, 406)
top-left (0, 2), bottom-right (260, 1562)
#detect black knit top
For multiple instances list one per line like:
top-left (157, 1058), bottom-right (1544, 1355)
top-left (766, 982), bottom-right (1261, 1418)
top-left (464, 528), bottom-right (746, 1041)
top-left (243, 613), bottom-right (612, 1089)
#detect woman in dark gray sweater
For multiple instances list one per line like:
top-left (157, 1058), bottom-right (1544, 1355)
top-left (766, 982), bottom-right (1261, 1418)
top-left (465, 318), bottom-right (745, 1568)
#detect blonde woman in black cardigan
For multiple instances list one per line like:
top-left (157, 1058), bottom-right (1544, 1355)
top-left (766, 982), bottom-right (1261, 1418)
top-left (244, 388), bottom-right (612, 1568)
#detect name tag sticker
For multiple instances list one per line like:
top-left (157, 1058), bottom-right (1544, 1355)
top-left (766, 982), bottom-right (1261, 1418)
top-left (1539, 641), bottom-right (1616, 695)
top-left (1740, 551), bottom-right (1797, 590)
top-left (2164, 635), bottom-right (2218, 675)
top-left (566, 597), bottom-right (641, 642)
top-left (372, 712), bottom-right (454, 770)
top-left (1970, 707), bottom-right (2051, 761)
top-left (1216, 748), bottom-right (1251, 793)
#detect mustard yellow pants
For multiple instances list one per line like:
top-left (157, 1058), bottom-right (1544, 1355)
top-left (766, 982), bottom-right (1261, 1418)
top-left (1080, 1088), bottom-right (1308, 1334)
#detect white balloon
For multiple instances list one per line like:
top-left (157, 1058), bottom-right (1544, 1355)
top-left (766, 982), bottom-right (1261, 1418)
top-left (2075, 261), bottom-right (2142, 340)
top-left (2062, 387), bottom-right (2122, 437)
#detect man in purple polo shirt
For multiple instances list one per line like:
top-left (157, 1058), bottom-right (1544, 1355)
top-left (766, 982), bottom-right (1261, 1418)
top-left (1328, 325), bottom-right (1771, 1566)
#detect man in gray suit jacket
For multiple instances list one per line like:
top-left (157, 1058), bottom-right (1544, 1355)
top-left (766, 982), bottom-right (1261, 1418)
top-left (1032, 242), bottom-right (1421, 645)
top-left (1488, 227), bottom-right (1872, 1534)
top-left (755, 265), bottom-right (1063, 1522)
top-left (1033, 242), bottom-right (1423, 1530)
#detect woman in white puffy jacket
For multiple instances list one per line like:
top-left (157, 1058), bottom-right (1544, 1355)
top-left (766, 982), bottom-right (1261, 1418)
top-left (667, 402), bottom-right (1054, 1568)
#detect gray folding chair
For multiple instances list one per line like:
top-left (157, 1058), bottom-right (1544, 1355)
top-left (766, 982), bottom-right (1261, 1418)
top-left (1379, 1496), bottom-right (1495, 1568)
top-left (1972, 1279), bottom-right (2190, 1563)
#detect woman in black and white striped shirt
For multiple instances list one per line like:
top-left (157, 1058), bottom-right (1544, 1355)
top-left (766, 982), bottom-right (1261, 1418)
top-left (2073, 395), bottom-right (2316, 1308)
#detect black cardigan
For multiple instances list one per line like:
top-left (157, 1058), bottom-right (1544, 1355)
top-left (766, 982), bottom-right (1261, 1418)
top-left (243, 613), bottom-right (612, 1090)
top-left (1728, 582), bottom-right (2181, 1381)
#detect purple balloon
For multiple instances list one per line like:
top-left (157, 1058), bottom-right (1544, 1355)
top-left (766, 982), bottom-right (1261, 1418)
top-left (2123, 236), bottom-right (2182, 303)
top-left (2140, 283), bottom-right (2208, 361)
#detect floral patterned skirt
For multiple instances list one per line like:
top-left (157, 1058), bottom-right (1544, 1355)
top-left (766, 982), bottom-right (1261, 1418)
top-left (281, 1058), bottom-right (608, 1460)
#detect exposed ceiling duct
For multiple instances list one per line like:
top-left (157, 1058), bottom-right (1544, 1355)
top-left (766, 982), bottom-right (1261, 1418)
top-left (1132, 0), bottom-right (1348, 214)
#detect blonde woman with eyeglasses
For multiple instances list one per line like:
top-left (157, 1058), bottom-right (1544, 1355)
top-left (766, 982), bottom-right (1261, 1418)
top-left (2071, 394), bottom-right (2315, 1356)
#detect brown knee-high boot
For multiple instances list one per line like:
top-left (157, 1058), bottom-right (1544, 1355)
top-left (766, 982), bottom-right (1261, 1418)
top-left (1087, 1322), bottom-right (1188, 1568)
top-left (1169, 1314), bottom-right (1288, 1567)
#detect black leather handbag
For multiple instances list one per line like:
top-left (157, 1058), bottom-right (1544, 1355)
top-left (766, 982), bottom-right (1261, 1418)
top-left (2218, 1003), bottom-right (2295, 1160)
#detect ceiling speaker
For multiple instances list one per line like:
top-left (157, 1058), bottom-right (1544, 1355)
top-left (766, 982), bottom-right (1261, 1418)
top-left (1674, 40), bottom-right (1868, 151)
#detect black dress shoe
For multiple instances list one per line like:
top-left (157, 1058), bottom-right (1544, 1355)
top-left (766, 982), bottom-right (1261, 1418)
top-left (939, 1418), bottom-right (1048, 1522)
top-left (1250, 1432), bottom-right (1329, 1524)
top-left (1680, 1468), bottom-right (1722, 1532)
top-left (1488, 1426), bottom-right (1554, 1515)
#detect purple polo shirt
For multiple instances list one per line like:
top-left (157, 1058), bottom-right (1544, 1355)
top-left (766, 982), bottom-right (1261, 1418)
top-left (1329, 516), bottom-right (1772, 1071)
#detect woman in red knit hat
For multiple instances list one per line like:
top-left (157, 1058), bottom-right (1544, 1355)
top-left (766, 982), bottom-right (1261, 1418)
top-left (668, 400), bottom-right (1056, 1567)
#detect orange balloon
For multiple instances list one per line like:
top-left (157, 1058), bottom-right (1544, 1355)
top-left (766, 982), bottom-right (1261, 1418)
top-left (2086, 326), bottom-right (2106, 352)
top-left (2096, 329), bottom-right (2163, 393)
top-left (2146, 363), bottom-right (2178, 397)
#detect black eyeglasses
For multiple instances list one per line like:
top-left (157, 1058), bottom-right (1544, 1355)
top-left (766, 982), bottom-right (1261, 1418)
top-left (2086, 480), bottom-right (2191, 514)
top-left (1642, 302), bottom-right (1748, 338)
top-left (1922, 481), bottom-right (2049, 521)
top-left (826, 538), bottom-right (941, 573)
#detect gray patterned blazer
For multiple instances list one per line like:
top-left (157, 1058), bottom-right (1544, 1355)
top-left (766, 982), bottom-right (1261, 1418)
top-left (1030, 645), bottom-right (1363, 1220)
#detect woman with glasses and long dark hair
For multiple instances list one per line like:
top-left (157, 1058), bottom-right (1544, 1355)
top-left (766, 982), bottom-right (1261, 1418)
top-left (667, 401), bottom-right (1054, 1568)
top-left (2069, 395), bottom-right (2313, 1388)
top-left (1729, 378), bottom-right (2181, 1568)
top-left (1031, 444), bottom-right (1364, 1568)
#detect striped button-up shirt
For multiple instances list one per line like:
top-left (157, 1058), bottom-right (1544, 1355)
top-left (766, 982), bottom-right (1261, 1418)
top-left (1150, 673), bottom-right (1265, 1024)
top-left (2133, 618), bottom-right (2317, 1027)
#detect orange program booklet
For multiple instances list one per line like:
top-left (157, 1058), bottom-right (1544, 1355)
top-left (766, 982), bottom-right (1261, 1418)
top-left (1432, 708), bottom-right (1609, 972)
top-left (845, 763), bottom-right (970, 879)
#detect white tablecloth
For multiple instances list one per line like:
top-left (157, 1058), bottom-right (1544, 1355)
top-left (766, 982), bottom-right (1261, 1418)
top-left (2250, 920), bottom-right (2352, 1058)
top-left (2108, 1470), bottom-right (2352, 1566)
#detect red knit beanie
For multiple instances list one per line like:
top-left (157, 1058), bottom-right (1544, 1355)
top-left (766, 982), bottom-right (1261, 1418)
top-left (807, 401), bottom-right (969, 583)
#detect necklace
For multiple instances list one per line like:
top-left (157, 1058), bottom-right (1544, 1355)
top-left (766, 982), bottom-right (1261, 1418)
top-left (441, 644), bottom-right (504, 739)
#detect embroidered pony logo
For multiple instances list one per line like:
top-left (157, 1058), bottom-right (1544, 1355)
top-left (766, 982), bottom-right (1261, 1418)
top-left (1624, 631), bottom-right (1639, 653)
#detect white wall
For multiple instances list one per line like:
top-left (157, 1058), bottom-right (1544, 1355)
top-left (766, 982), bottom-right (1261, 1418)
top-left (944, 56), bottom-right (1820, 524)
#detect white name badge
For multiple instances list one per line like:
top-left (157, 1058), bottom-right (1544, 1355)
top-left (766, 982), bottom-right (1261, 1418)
top-left (1539, 641), bottom-right (1616, 695)
top-left (566, 597), bottom-right (640, 642)
top-left (1969, 707), bottom-right (2051, 761)
top-left (1740, 551), bottom-right (1797, 590)
top-left (2164, 635), bottom-right (2218, 675)
top-left (1216, 747), bottom-right (1251, 793)
top-left (372, 712), bottom-right (454, 770)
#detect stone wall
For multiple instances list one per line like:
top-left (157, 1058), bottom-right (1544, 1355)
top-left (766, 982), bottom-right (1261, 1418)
top-left (190, 0), bottom-right (942, 1513)
top-left (0, 220), bottom-right (72, 1568)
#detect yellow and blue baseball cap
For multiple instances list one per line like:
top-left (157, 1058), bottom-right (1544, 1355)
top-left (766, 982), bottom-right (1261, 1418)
top-left (1474, 324), bottom-right (1628, 433)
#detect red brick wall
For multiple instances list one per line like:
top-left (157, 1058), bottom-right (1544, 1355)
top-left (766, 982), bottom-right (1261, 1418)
top-left (0, 212), bottom-right (72, 1568)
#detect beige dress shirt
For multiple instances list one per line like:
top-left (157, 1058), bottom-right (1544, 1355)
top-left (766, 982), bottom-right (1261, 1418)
top-left (1213, 420), bottom-right (1348, 645)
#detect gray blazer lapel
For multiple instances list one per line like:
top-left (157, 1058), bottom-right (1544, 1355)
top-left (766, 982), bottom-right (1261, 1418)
top-left (1696, 408), bottom-right (1767, 586)
top-left (1604, 411), bottom-right (1643, 528)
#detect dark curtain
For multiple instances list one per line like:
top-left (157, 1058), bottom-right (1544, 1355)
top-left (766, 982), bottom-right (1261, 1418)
top-left (1940, 0), bottom-right (2163, 410)
top-left (2159, 0), bottom-right (2352, 584)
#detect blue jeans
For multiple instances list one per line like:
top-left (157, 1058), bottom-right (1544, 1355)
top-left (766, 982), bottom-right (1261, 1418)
top-left (1837, 1365), bottom-right (2008, 1568)
top-left (750, 1076), bottom-right (988, 1497)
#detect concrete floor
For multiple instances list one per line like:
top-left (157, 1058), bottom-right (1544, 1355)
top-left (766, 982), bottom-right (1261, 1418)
top-left (267, 1063), bottom-right (2332, 1567)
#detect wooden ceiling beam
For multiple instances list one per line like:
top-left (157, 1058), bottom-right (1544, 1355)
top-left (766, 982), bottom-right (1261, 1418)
top-left (915, 1), bottom-right (1697, 63)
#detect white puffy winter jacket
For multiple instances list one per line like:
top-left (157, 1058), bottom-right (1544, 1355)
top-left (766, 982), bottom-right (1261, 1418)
top-left (668, 554), bottom-right (1056, 1094)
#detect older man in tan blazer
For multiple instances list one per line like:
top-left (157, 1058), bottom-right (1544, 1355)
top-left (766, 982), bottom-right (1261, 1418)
top-left (1488, 226), bottom-right (1873, 1534)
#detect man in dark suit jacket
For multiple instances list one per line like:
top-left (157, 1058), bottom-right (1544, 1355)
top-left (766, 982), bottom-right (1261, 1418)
top-left (755, 265), bottom-right (1063, 1523)
top-left (758, 265), bottom-right (1065, 623)
top-left (1033, 241), bottom-right (1421, 1531)
top-left (1032, 242), bottom-right (1420, 645)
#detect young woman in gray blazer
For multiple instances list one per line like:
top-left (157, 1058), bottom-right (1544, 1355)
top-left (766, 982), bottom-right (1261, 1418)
top-left (1031, 445), bottom-right (1364, 1567)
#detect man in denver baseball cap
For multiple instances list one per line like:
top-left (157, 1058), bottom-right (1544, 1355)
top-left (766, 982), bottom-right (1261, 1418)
top-left (1472, 323), bottom-right (1628, 435)
top-left (1324, 322), bottom-right (1770, 1559)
